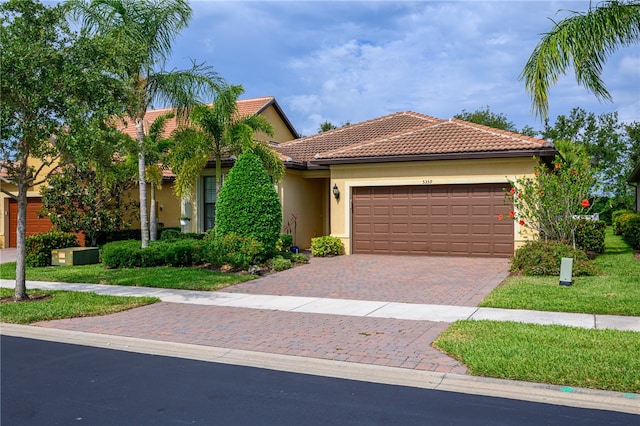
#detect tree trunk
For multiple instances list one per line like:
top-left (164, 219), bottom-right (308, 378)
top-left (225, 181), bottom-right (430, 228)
top-left (150, 184), bottom-right (157, 241)
top-left (135, 118), bottom-right (149, 248)
top-left (14, 181), bottom-right (28, 301)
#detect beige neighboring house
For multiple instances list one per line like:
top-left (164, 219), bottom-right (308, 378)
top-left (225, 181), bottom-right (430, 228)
top-left (275, 112), bottom-right (557, 257)
top-left (118, 96), bottom-right (299, 233)
top-left (0, 97), bottom-right (298, 248)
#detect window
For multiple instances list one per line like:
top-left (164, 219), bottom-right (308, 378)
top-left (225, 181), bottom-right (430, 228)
top-left (203, 176), bottom-right (217, 232)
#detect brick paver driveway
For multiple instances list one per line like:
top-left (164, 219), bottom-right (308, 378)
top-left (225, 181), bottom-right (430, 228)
top-left (227, 254), bottom-right (510, 306)
top-left (37, 255), bottom-right (510, 375)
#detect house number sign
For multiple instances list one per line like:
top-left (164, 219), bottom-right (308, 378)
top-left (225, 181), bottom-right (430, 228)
top-left (422, 179), bottom-right (433, 184)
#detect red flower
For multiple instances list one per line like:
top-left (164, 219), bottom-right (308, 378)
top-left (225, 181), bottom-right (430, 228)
top-left (517, 193), bottom-right (522, 199)
top-left (509, 187), bottom-right (515, 195)
top-left (554, 163), bottom-right (561, 169)
top-left (509, 211), bottom-right (515, 218)
top-left (534, 169), bottom-right (539, 176)
top-left (581, 199), bottom-right (590, 208)
top-left (571, 169), bottom-right (578, 175)
top-left (519, 219), bottom-right (525, 226)
top-left (497, 214), bottom-right (504, 221)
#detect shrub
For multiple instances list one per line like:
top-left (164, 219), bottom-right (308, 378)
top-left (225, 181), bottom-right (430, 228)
top-left (574, 219), bottom-right (606, 254)
top-left (25, 230), bottom-right (79, 267)
top-left (510, 241), bottom-right (599, 277)
top-left (311, 236), bottom-right (345, 257)
top-left (291, 253), bottom-right (309, 264)
top-left (613, 211), bottom-right (636, 236)
top-left (215, 152), bottom-right (282, 259)
top-left (160, 229), bottom-right (205, 241)
top-left (204, 233), bottom-right (264, 270)
top-left (94, 229), bottom-right (141, 246)
top-left (277, 234), bottom-right (294, 252)
top-left (159, 229), bottom-right (182, 240)
top-left (616, 213), bottom-right (640, 250)
top-left (270, 256), bottom-right (292, 271)
top-left (163, 239), bottom-right (204, 267)
top-left (101, 240), bottom-right (143, 268)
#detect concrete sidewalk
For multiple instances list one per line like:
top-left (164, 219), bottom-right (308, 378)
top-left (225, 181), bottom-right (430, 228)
top-left (2, 279), bottom-right (639, 331)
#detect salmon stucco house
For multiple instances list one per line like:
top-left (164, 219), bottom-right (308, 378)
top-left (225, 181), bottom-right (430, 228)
top-left (273, 111), bottom-right (557, 257)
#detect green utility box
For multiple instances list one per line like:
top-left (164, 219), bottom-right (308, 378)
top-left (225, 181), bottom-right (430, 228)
top-left (51, 247), bottom-right (100, 266)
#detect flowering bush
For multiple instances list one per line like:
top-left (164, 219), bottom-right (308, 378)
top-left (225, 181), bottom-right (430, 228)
top-left (502, 151), bottom-right (595, 247)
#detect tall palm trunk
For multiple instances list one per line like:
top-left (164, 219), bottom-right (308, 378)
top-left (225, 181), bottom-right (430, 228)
top-left (14, 180), bottom-right (28, 301)
top-left (150, 183), bottom-right (157, 241)
top-left (135, 118), bottom-right (149, 248)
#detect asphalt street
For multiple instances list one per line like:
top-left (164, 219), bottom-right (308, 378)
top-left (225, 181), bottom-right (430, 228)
top-left (2, 336), bottom-right (636, 425)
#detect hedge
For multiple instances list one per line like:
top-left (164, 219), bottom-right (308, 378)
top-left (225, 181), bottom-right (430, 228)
top-left (25, 231), bottom-right (79, 267)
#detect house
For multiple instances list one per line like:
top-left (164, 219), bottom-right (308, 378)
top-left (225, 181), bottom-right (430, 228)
top-left (0, 96), bottom-right (297, 248)
top-left (3, 101), bottom-right (557, 258)
top-left (628, 162), bottom-right (640, 212)
top-left (273, 112), bottom-right (557, 257)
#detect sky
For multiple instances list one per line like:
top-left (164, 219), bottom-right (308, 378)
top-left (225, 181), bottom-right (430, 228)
top-left (164, 1), bottom-right (639, 137)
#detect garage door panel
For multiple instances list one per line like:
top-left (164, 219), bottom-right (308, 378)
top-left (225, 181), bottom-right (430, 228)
top-left (352, 184), bottom-right (514, 257)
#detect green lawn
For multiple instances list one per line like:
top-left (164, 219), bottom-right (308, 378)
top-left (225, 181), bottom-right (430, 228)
top-left (480, 229), bottom-right (640, 316)
top-left (434, 320), bottom-right (640, 394)
top-left (0, 288), bottom-right (158, 324)
top-left (435, 228), bottom-right (640, 394)
top-left (0, 262), bottom-right (256, 291)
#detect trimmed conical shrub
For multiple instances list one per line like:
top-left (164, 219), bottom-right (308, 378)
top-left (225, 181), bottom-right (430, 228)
top-left (215, 152), bottom-right (282, 259)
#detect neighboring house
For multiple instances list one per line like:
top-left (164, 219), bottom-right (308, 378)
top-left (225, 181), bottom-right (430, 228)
top-left (629, 162), bottom-right (640, 212)
top-left (0, 161), bottom-right (86, 248)
top-left (274, 112), bottom-right (557, 257)
top-left (119, 96), bottom-right (299, 232)
top-left (0, 97), bottom-right (297, 248)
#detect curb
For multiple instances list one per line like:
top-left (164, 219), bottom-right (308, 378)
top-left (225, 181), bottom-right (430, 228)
top-left (2, 323), bottom-right (638, 415)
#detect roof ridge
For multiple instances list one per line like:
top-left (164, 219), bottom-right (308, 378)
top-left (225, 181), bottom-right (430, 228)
top-left (279, 111), bottom-right (438, 147)
top-left (449, 118), bottom-right (548, 146)
top-left (315, 121), bottom-right (443, 158)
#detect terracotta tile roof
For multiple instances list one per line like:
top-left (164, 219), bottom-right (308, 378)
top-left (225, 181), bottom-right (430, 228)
top-left (119, 96), bottom-right (276, 140)
top-left (277, 111), bottom-right (439, 162)
top-left (275, 113), bottom-right (553, 165)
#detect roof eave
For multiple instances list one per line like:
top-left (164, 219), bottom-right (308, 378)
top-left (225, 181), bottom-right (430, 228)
top-left (628, 162), bottom-right (640, 184)
top-left (310, 148), bottom-right (559, 166)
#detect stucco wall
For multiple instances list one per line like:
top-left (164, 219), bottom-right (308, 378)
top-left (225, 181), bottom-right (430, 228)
top-left (278, 170), bottom-right (329, 249)
top-left (255, 105), bottom-right (297, 143)
top-left (328, 157), bottom-right (540, 254)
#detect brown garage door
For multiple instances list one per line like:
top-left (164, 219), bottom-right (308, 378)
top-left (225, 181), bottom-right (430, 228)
top-left (8, 198), bottom-right (54, 247)
top-left (352, 184), bottom-right (514, 257)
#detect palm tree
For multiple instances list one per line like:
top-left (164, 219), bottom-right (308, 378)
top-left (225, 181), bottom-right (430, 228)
top-left (68, 0), bottom-right (222, 247)
top-left (169, 85), bottom-right (284, 230)
top-left (521, 0), bottom-right (640, 120)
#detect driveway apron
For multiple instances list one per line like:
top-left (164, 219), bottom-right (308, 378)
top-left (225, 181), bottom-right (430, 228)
top-left (35, 255), bottom-right (510, 375)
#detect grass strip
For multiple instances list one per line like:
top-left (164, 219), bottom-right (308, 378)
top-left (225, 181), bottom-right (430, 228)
top-left (0, 288), bottom-right (158, 324)
top-left (0, 263), bottom-right (255, 291)
top-left (479, 229), bottom-right (640, 316)
top-left (434, 320), bottom-right (640, 394)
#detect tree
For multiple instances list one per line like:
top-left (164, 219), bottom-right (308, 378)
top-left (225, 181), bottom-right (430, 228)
top-left (454, 106), bottom-right (537, 136)
top-left (169, 84), bottom-right (283, 201)
top-left (142, 112), bottom-right (174, 241)
top-left (1, 0), bottom-right (125, 300)
top-left (505, 144), bottom-right (595, 247)
top-left (521, 1), bottom-right (640, 120)
top-left (38, 163), bottom-right (137, 246)
top-left (214, 152), bottom-right (282, 259)
top-left (542, 107), bottom-right (639, 207)
top-left (318, 120), bottom-right (351, 133)
top-left (68, 0), bottom-right (222, 248)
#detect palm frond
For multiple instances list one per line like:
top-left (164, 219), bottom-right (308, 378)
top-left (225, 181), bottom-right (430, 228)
top-left (521, 1), bottom-right (640, 120)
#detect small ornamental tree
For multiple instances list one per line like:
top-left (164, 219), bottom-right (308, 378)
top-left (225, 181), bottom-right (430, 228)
top-left (502, 145), bottom-right (595, 247)
top-left (214, 152), bottom-right (282, 259)
top-left (38, 164), bottom-right (137, 247)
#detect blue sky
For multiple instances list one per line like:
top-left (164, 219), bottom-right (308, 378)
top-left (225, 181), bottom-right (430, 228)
top-left (165, 1), bottom-right (639, 136)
